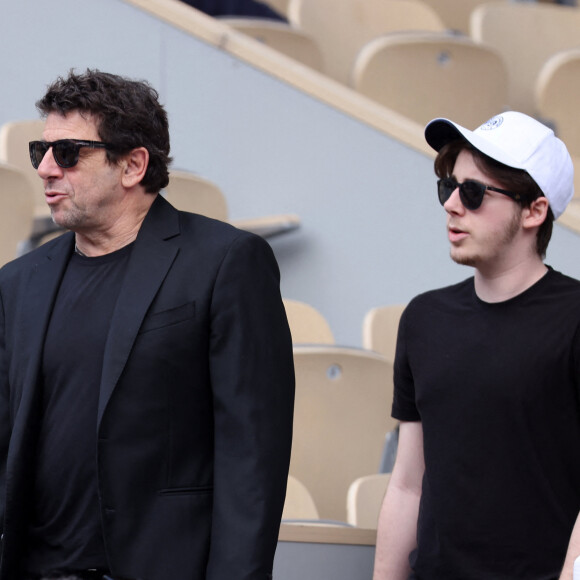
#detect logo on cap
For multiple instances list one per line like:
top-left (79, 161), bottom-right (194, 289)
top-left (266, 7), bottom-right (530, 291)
top-left (479, 115), bottom-right (504, 131)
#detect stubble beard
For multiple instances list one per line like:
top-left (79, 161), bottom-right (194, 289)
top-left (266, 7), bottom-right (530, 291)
top-left (50, 206), bottom-right (82, 231)
top-left (450, 209), bottom-right (522, 267)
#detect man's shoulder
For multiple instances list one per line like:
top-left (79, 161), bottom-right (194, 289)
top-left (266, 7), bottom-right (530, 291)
top-left (408, 277), bottom-right (474, 309)
top-left (536, 268), bottom-right (580, 310)
top-left (546, 267), bottom-right (580, 290)
top-left (176, 210), bottom-right (270, 254)
top-left (0, 232), bottom-right (72, 283)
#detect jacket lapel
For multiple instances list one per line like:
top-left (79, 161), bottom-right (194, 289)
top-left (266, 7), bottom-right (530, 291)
top-left (1, 233), bottom-right (74, 572)
top-left (97, 196), bottom-right (181, 425)
top-left (13, 233), bottom-right (74, 409)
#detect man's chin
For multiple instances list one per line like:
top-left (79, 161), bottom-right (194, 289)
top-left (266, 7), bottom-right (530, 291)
top-left (450, 249), bottom-right (477, 267)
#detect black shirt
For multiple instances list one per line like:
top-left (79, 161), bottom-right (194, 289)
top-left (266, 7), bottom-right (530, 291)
top-left (393, 268), bottom-right (580, 579)
top-left (25, 244), bottom-right (133, 575)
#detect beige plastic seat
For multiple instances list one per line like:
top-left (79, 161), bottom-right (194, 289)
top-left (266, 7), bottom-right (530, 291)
top-left (470, 1), bottom-right (580, 116)
top-left (560, 201), bottom-right (580, 235)
top-left (557, 153), bottom-right (580, 234)
top-left (536, 48), bottom-right (580, 158)
top-left (262, 0), bottom-right (290, 17)
top-left (420, 0), bottom-right (493, 35)
top-left (0, 119), bottom-right (46, 219)
top-left (164, 170), bottom-right (229, 221)
top-left (0, 119), bottom-right (67, 249)
top-left (573, 155), bottom-right (580, 201)
top-left (165, 169), bottom-right (300, 238)
top-left (0, 164), bottom-right (35, 266)
top-left (351, 32), bottom-right (508, 127)
top-left (220, 18), bottom-right (324, 71)
top-left (282, 298), bottom-right (334, 344)
top-left (290, 345), bottom-right (397, 522)
top-left (346, 473), bottom-right (391, 529)
top-left (362, 304), bottom-right (406, 364)
top-left (282, 474), bottom-right (320, 520)
top-left (288, 0), bottom-right (445, 84)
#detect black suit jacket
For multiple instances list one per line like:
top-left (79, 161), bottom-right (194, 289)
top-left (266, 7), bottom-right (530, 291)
top-left (0, 196), bottom-right (295, 580)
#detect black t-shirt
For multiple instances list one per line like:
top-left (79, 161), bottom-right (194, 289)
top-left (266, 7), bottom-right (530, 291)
top-left (24, 244), bottom-right (133, 575)
top-left (393, 268), bottom-right (580, 580)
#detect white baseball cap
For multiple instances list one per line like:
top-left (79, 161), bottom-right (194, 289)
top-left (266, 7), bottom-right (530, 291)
top-left (424, 111), bottom-right (574, 219)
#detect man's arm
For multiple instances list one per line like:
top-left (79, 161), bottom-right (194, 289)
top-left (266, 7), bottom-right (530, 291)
top-left (206, 232), bottom-right (295, 579)
top-left (560, 512), bottom-right (580, 579)
top-left (0, 289), bottom-right (9, 534)
top-left (373, 420), bottom-right (425, 580)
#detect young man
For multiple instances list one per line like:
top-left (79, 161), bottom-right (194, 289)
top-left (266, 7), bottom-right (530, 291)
top-left (373, 111), bottom-right (580, 580)
top-left (0, 69), bottom-right (295, 580)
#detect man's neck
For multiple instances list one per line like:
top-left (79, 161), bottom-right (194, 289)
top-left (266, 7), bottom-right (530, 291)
top-left (74, 195), bottom-right (156, 257)
top-left (474, 257), bottom-right (548, 303)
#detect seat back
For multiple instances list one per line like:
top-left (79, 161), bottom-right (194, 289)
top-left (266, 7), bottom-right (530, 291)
top-left (536, 48), bottom-right (580, 158)
top-left (346, 472), bottom-right (391, 529)
top-left (262, 0), bottom-right (290, 17)
top-left (0, 120), bottom-right (46, 218)
top-left (283, 298), bottom-right (334, 344)
top-left (351, 32), bottom-right (508, 127)
top-left (573, 155), bottom-right (580, 201)
top-left (290, 345), bottom-right (397, 521)
top-left (221, 18), bottom-right (324, 71)
top-left (288, 0), bottom-right (445, 84)
top-left (282, 474), bottom-right (320, 520)
top-left (420, 0), bottom-right (493, 34)
top-left (470, 1), bottom-right (580, 115)
top-left (163, 170), bottom-right (229, 221)
top-left (362, 304), bottom-right (406, 365)
top-left (0, 164), bottom-right (35, 265)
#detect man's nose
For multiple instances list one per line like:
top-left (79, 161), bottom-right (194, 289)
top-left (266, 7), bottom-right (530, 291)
top-left (37, 146), bottom-right (63, 180)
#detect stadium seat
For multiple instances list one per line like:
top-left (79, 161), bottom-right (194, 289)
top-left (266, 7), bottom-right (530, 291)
top-left (351, 32), bottom-right (508, 127)
top-left (535, 48), bottom-right (580, 157)
top-left (220, 18), bottom-right (324, 71)
top-left (283, 298), bottom-right (335, 344)
top-left (288, 0), bottom-right (445, 84)
top-left (420, 0), bottom-right (493, 35)
top-left (0, 164), bottom-right (35, 265)
top-left (262, 0), bottom-right (290, 17)
top-left (346, 472), bottom-right (391, 529)
top-left (164, 170), bottom-right (229, 221)
top-left (470, 1), bottom-right (580, 115)
top-left (362, 304), bottom-right (406, 365)
top-left (282, 474), bottom-right (320, 520)
top-left (165, 169), bottom-right (300, 238)
top-left (0, 119), bottom-right (46, 219)
top-left (290, 345), bottom-right (397, 521)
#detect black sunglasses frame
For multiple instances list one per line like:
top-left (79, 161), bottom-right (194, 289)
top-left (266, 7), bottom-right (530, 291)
top-left (437, 177), bottom-right (521, 211)
top-left (29, 139), bottom-right (115, 170)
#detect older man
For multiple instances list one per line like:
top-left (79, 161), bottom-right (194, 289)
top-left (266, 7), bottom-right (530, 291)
top-left (0, 69), bottom-right (294, 580)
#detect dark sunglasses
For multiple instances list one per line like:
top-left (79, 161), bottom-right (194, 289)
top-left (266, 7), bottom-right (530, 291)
top-left (29, 139), bottom-right (115, 170)
top-left (437, 177), bottom-right (521, 211)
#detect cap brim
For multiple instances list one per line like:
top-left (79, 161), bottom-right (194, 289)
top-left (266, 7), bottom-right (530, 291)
top-left (424, 118), bottom-right (464, 152)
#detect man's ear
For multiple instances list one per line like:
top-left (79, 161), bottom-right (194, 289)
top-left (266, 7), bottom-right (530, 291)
top-left (120, 147), bottom-right (149, 189)
top-left (522, 197), bottom-right (549, 230)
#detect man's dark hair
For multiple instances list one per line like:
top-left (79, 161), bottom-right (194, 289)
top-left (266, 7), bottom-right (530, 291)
top-left (434, 139), bottom-right (554, 258)
top-left (36, 69), bottom-right (172, 193)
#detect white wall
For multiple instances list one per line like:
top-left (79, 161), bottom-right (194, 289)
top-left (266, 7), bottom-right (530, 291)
top-left (2, 0), bottom-right (580, 345)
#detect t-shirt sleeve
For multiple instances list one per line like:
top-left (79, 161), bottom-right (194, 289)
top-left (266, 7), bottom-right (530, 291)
top-left (391, 304), bottom-right (421, 422)
top-left (573, 321), bottom-right (580, 398)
